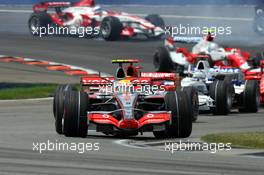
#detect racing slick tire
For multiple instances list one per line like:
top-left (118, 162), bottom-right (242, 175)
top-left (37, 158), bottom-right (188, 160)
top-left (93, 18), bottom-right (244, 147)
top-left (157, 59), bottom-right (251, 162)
top-left (153, 47), bottom-right (173, 72)
top-left (180, 86), bottom-right (199, 122)
top-left (145, 14), bottom-right (165, 39)
top-left (100, 16), bottom-right (123, 41)
top-left (145, 14), bottom-right (165, 28)
top-left (209, 80), bottom-right (234, 115)
top-left (153, 90), bottom-right (192, 138)
top-left (239, 80), bottom-right (260, 113)
top-left (63, 90), bottom-right (89, 137)
top-left (53, 85), bottom-right (74, 134)
top-left (153, 131), bottom-right (167, 139)
top-left (28, 12), bottom-right (52, 36)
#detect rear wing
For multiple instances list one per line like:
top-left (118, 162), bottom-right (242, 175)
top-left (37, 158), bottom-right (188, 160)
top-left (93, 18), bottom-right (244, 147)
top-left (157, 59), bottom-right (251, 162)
top-left (112, 59), bottom-right (141, 64)
top-left (164, 36), bottom-right (203, 50)
top-left (33, 2), bottom-right (72, 13)
top-left (172, 36), bottom-right (203, 44)
top-left (166, 32), bottom-right (214, 46)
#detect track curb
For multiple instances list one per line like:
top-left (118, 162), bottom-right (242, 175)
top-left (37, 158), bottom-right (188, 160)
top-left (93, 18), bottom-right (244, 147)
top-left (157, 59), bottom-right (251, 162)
top-left (0, 55), bottom-right (110, 77)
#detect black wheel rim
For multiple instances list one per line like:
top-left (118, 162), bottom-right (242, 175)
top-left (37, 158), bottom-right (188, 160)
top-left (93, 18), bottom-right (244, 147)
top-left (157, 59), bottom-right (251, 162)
top-left (101, 20), bottom-right (111, 38)
top-left (30, 17), bottom-right (40, 33)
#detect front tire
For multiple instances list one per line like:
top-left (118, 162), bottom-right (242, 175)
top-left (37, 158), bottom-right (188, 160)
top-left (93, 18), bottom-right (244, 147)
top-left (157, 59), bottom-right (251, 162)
top-left (28, 12), bottom-right (52, 36)
top-left (63, 90), bottom-right (89, 137)
top-left (181, 86), bottom-right (199, 122)
top-left (166, 90), bottom-right (192, 138)
top-left (100, 16), bottom-right (123, 41)
top-left (53, 85), bottom-right (74, 134)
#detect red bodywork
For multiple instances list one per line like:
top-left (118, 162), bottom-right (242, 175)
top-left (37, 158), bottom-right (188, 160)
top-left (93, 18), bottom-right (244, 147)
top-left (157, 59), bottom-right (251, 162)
top-left (168, 35), bottom-right (264, 103)
top-left (244, 61), bottom-right (264, 103)
top-left (80, 60), bottom-right (178, 131)
top-left (89, 113), bottom-right (171, 130)
top-left (33, 0), bottom-right (95, 12)
top-left (31, 1), bottom-right (161, 39)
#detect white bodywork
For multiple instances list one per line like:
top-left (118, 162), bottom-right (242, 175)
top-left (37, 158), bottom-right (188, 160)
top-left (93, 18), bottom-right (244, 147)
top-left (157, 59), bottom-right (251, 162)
top-left (62, 5), bottom-right (164, 37)
top-left (181, 61), bottom-right (246, 111)
top-left (170, 36), bottom-right (251, 69)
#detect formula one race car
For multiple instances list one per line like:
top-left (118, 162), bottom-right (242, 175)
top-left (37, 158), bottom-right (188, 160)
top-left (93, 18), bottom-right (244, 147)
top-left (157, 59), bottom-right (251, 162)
top-left (29, 0), bottom-right (165, 41)
top-left (181, 60), bottom-right (260, 115)
top-left (153, 34), bottom-right (264, 104)
top-left (254, 5), bottom-right (264, 35)
top-left (154, 33), bottom-right (261, 71)
top-left (53, 60), bottom-right (195, 138)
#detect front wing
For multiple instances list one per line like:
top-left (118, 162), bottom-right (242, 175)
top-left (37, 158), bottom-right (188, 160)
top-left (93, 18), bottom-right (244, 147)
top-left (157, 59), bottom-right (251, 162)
top-left (87, 111), bottom-right (171, 130)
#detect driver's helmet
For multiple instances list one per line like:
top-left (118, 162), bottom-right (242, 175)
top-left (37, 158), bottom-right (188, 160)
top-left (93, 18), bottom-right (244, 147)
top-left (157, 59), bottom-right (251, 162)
top-left (207, 42), bottom-right (218, 52)
top-left (114, 80), bottom-right (134, 94)
top-left (93, 5), bottom-right (103, 14)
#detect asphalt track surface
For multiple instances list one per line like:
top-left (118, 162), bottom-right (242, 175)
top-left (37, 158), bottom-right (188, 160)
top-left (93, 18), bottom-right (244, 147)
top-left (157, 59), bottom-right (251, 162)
top-left (0, 5), bottom-right (264, 175)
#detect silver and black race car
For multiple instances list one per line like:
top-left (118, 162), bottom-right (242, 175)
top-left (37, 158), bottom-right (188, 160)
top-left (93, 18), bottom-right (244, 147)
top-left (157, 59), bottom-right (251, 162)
top-left (181, 60), bottom-right (260, 115)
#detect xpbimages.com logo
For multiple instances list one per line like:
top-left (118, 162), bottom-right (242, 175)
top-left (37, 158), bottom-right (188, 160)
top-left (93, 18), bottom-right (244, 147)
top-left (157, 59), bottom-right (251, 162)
top-left (32, 24), bottom-right (100, 38)
top-left (97, 82), bottom-right (167, 95)
top-left (32, 140), bottom-right (100, 154)
top-left (165, 140), bottom-right (232, 154)
top-left (164, 24), bottom-right (232, 37)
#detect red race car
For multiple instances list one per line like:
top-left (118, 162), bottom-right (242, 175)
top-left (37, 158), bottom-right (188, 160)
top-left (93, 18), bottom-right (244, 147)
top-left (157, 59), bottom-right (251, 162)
top-left (29, 0), bottom-right (165, 40)
top-left (154, 33), bottom-right (264, 104)
top-left (53, 60), bottom-right (196, 138)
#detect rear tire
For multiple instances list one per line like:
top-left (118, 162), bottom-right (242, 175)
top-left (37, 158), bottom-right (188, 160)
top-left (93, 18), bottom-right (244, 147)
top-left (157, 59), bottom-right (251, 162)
top-left (145, 14), bottom-right (165, 28)
top-left (63, 91), bottom-right (89, 137)
top-left (209, 80), bottom-right (234, 115)
top-left (153, 47), bottom-right (173, 72)
top-left (100, 16), bottom-right (123, 41)
top-left (28, 12), bottom-right (52, 36)
top-left (145, 14), bottom-right (165, 39)
top-left (239, 80), bottom-right (260, 113)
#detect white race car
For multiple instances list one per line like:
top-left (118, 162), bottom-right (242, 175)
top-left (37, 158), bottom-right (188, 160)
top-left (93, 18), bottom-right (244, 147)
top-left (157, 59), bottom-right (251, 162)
top-left (181, 60), bottom-right (260, 115)
top-left (153, 33), bottom-right (257, 73)
top-left (28, 0), bottom-right (165, 40)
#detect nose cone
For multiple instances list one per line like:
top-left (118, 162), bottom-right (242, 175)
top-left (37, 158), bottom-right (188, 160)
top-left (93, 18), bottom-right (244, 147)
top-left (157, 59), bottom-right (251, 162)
top-left (119, 119), bottom-right (139, 129)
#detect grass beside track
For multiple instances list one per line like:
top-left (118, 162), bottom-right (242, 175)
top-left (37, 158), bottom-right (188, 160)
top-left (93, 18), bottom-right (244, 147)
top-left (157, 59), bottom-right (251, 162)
top-left (201, 132), bottom-right (264, 149)
top-left (0, 83), bottom-right (57, 100)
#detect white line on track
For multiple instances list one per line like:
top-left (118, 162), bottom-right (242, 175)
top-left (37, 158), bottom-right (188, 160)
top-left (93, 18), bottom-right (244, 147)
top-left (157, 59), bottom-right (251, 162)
top-left (0, 9), bottom-right (30, 13)
top-left (0, 97), bottom-right (53, 102)
top-left (0, 9), bottom-right (253, 21)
